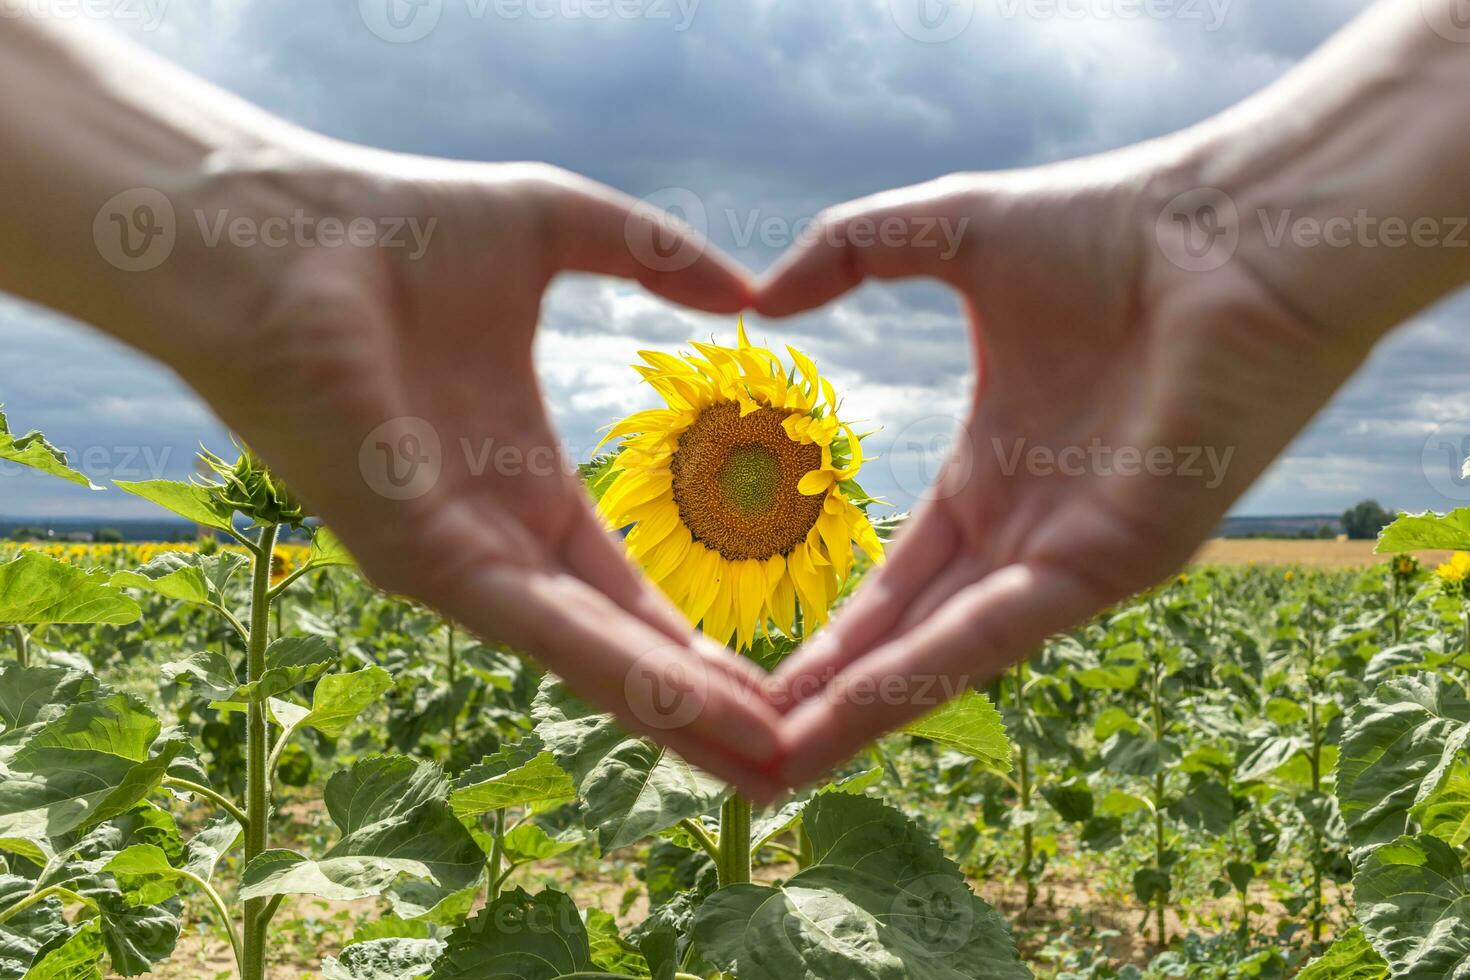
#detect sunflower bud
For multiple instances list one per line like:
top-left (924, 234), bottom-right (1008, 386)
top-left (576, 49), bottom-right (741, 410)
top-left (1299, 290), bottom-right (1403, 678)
top-left (1391, 553), bottom-right (1420, 583)
top-left (199, 447), bottom-right (308, 529)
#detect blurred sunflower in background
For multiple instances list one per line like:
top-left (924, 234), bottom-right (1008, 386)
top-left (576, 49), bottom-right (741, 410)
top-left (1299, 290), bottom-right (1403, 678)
top-left (597, 320), bottom-right (884, 650)
top-left (1436, 551), bottom-right (1470, 597)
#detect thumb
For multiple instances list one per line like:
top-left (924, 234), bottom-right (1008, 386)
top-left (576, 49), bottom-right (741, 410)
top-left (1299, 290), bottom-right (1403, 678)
top-left (758, 174), bottom-right (976, 315)
top-left (754, 176), bottom-right (977, 317)
top-left (541, 172), bottom-right (753, 314)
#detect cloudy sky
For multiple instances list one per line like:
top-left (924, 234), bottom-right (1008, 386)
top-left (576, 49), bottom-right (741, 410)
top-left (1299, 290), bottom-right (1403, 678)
top-left (5, 0), bottom-right (1470, 520)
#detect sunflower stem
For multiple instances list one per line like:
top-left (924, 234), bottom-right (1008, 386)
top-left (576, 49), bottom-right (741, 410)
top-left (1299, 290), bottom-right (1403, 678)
top-left (242, 523), bottom-right (278, 980)
top-left (717, 795), bottom-right (752, 886)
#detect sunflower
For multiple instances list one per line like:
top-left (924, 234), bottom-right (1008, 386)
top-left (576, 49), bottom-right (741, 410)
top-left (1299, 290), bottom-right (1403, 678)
top-left (1436, 552), bottom-right (1470, 597)
top-left (597, 320), bottom-right (884, 650)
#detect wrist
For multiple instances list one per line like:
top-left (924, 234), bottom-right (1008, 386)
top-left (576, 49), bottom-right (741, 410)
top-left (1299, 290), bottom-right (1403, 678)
top-left (1147, 0), bottom-right (1470, 346)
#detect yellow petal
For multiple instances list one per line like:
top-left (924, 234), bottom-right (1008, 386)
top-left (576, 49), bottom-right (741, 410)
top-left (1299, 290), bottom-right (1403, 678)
top-left (816, 507), bottom-right (853, 586)
top-left (600, 469), bottom-right (672, 521)
top-left (735, 559), bottom-right (767, 651)
top-left (768, 576), bottom-right (797, 635)
top-left (644, 527), bottom-right (691, 584)
top-left (681, 546), bottom-right (723, 627)
top-left (788, 544), bottom-right (828, 625)
top-left (702, 581), bottom-right (736, 648)
top-left (798, 469), bottom-right (836, 497)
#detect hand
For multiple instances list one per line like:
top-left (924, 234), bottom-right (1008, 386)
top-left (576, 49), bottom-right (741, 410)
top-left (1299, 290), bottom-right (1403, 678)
top-left (163, 154), bottom-right (790, 799)
top-left (755, 158), bottom-right (1380, 789)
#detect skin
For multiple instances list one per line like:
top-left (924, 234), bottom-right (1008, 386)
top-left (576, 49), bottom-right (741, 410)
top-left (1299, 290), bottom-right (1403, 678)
top-left (0, 15), bottom-right (789, 799)
top-left (760, 0), bottom-right (1470, 788)
top-left (4, 1), bottom-right (1469, 795)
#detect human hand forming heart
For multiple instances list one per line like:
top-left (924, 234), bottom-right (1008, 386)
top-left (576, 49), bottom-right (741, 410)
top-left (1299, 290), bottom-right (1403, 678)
top-left (12, 0), bottom-right (1470, 802)
top-left (752, 160), bottom-right (1383, 790)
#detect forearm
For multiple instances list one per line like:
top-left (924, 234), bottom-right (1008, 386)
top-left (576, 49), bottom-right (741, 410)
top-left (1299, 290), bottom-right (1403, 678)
top-left (1166, 0), bottom-right (1470, 341)
top-left (0, 16), bottom-right (325, 360)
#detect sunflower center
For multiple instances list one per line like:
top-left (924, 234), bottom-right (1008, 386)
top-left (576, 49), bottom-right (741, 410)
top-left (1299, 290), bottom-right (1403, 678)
top-left (671, 401), bottom-right (824, 561)
top-left (717, 445), bottom-right (780, 515)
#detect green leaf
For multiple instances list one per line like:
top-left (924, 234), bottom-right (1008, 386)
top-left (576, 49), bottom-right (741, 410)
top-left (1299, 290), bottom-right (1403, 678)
top-left (1092, 707), bottom-right (1141, 742)
top-left (238, 756), bottom-right (482, 912)
top-left (1041, 778), bottom-right (1093, 823)
top-left (270, 666), bottom-right (393, 739)
top-left (0, 410), bottom-right (98, 490)
top-left (1101, 730), bottom-right (1180, 777)
top-left (532, 679), bottom-right (726, 852)
top-left (900, 691), bottom-right (1011, 773)
top-left (1296, 927), bottom-right (1388, 980)
top-left (1337, 676), bottom-right (1470, 854)
top-left (0, 664), bottom-right (100, 735)
top-left (449, 737), bottom-right (575, 818)
top-left (1376, 508), bottom-right (1470, 553)
top-left (113, 480), bottom-right (235, 532)
top-left (1412, 770), bottom-right (1470, 847)
top-left (693, 794), bottom-right (1028, 980)
top-left (428, 888), bottom-right (594, 979)
top-left (163, 636), bottom-right (336, 703)
top-left (0, 695), bottom-right (180, 840)
top-left (111, 552), bottom-right (247, 608)
top-left (1133, 868), bottom-right (1171, 906)
top-left (1167, 780), bottom-right (1234, 836)
top-left (1236, 736), bottom-right (1309, 784)
top-left (750, 768), bottom-right (883, 851)
top-left (1072, 643), bottom-right (1144, 691)
top-left (0, 555), bottom-right (140, 628)
top-left (1354, 834), bottom-right (1470, 976)
top-left (96, 893), bottom-right (180, 977)
top-left (1098, 790), bottom-right (1151, 818)
top-left (323, 938), bottom-right (445, 980)
top-left (20, 919), bottom-right (104, 980)
top-left (0, 873), bottom-right (70, 976)
top-left (307, 528), bottom-right (357, 571)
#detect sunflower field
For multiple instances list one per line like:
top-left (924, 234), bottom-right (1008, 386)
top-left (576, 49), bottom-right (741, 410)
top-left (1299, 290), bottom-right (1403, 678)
top-left (5, 333), bottom-right (1470, 979)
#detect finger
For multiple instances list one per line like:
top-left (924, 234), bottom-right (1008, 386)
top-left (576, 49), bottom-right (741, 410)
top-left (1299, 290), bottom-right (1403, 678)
top-left (562, 500), bottom-right (695, 645)
top-left (776, 505), bottom-right (957, 700)
top-left (562, 502), bottom-right (797, 713)
top-left (777, 562), bottom-right (1097, 790)
top-left (543, 174), bottom-right (753, 313)
top-left (754, 178), bottom-right (973, 317)
top-left (438, 555), bottom-right (788, 775)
